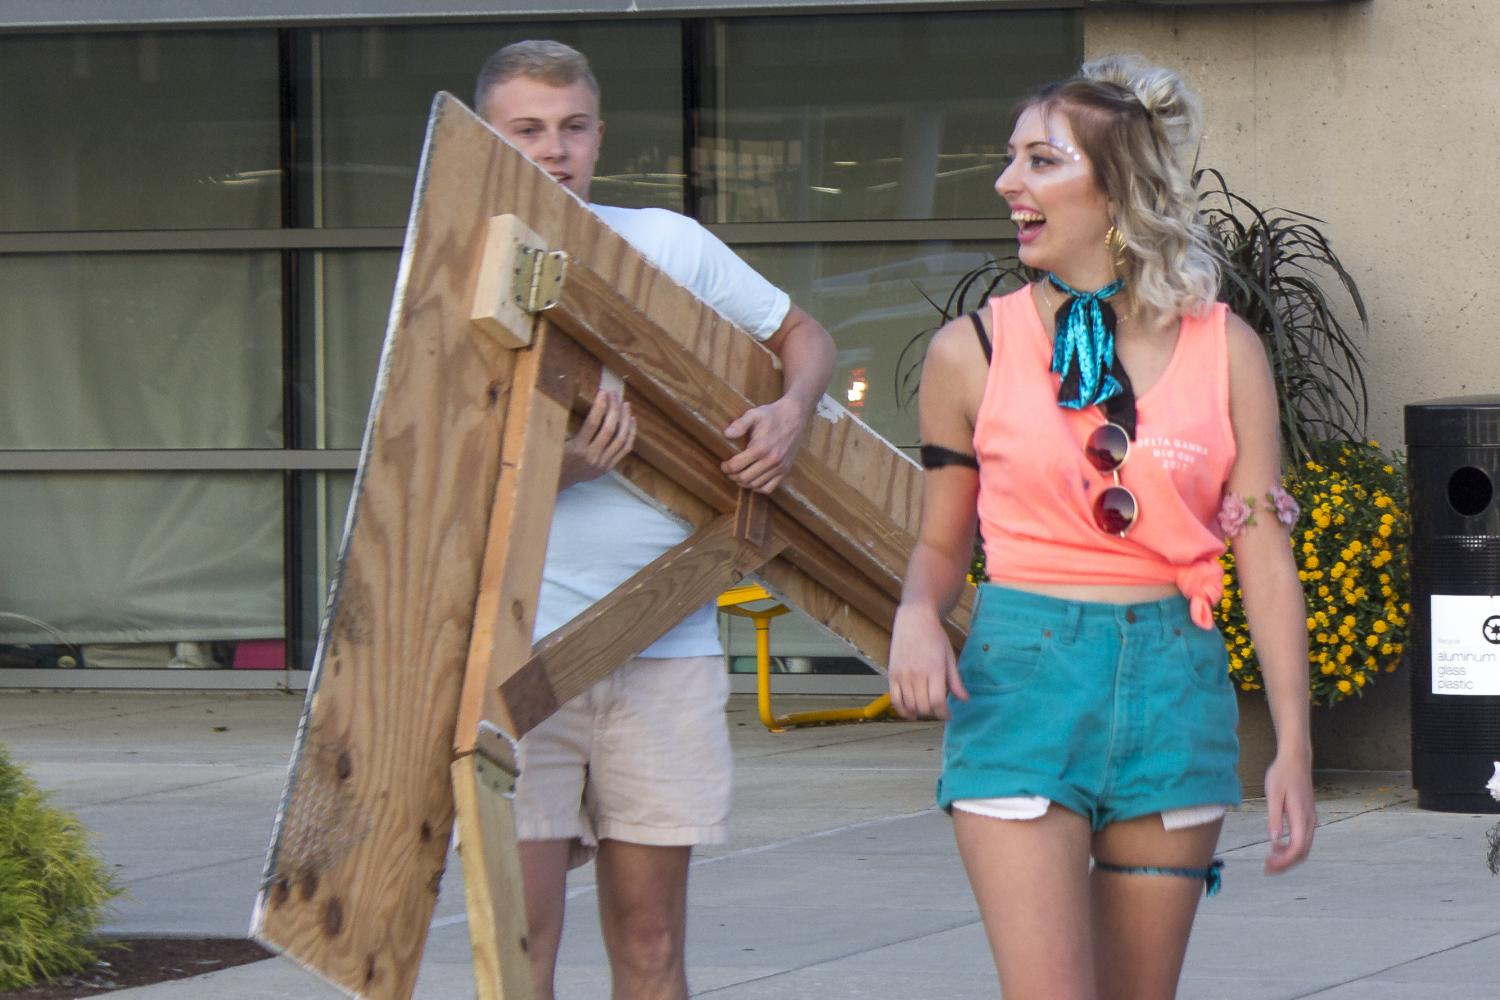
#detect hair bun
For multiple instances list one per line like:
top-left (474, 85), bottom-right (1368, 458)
top-left (1081, 54), bottom-right (1203, 151)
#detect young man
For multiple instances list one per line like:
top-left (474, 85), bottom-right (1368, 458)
top-left (475, 41), bottom-right (836, 1000)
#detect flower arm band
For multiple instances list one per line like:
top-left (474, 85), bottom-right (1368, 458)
top-left (919, 444), bottom-right (980, 471)
top-left (1218, 485), bottom-right (1301, 538)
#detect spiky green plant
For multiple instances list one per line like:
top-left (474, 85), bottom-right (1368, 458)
top-left (895, 255), bottom-right (1031, 407)
top-left (1196, 167), bottom-right (1369, 465)
top-left (0, 744), bottom-right (121, 989)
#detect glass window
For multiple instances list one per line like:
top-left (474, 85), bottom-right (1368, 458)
top-left (294, 250), bottom-right (400, 450)
top-left (698, 10), bottom-right (1077, 223)
top-left (0, 11), bottom-right (1076, 690)
top-left (290, 470), bottom-right (355, 670)
top-left (721, 591), bottom-right (877, 674)
top-left (0, 471), bottom-right (283, 666)
top-left (308, 21), bottom-right (684, 228)
top-left (0, 31), bottom-right (281, 232)
top-left (0, 253), bottom-right (283, 449)
top-left (734, 240), bottom-right (1014, 450)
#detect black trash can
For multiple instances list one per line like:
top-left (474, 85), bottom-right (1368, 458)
top-left (1406, 395), bottom-right (1500, 813)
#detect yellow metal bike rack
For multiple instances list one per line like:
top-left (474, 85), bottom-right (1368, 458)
top-left (717, 583), bottom-right (893, 733)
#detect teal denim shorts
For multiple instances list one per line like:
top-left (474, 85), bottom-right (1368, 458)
top-left (938, 583), bottom-right (1241, 830)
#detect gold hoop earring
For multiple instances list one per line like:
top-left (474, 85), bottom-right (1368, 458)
top-left (1105, 225), bottom-right (1128, 271)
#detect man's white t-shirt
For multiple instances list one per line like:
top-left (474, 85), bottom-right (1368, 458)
top-left (530, 205), bottom-right (791, 657)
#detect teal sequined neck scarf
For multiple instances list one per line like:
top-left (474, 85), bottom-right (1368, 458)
top-left (1046, 272), bottom-right (1127, 412)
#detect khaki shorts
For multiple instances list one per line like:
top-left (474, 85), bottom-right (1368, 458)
top-left (513, 655), bottom-right (732, 869)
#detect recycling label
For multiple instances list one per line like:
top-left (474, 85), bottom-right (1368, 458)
top-left (1430, 594), bottom-right (1500, 696)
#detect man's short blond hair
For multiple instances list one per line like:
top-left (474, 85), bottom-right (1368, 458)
top-left (475, 40), bottom-right (600, 115)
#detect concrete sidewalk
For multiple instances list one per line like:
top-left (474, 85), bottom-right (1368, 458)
top-left (2, 689), bottom-right (1498, 999)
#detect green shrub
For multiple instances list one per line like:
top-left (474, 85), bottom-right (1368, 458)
top-left (0, 743), bottom-right (121, 989)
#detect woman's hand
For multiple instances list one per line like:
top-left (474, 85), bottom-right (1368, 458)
top-left (1221, 313), bottom-right (1318, 876)
top-left (1262, 750), bottom-right (1316, 874)
top-left (889, 604), bottom-right (968, 720)
top-left (888, 310), bottom-right (986, 721)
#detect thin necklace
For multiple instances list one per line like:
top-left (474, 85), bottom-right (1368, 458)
top-left (1039, 278), bottom-right (1133, 325)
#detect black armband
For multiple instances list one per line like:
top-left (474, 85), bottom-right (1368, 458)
top-left (920, 444), bottom-right (979, 471)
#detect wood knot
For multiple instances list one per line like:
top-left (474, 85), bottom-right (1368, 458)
top-left (322, 899), bottom-right (345, 941)
top-left (420, 821), bottom-right (434, 842)
top-left (335, 580), bottom-right (373, 645)
top-left (323, 897), bottom-right (344, 937)
top-left (365, 954), bottom-right (379, 985)
top-left (486, 381), bottom-right (502, 406)
top-left (299, 872), bottom-right (319, 900)
top-left (511, 599), bottom-right (526, 621)
top-left (335, 751), bottom-right (353, 781)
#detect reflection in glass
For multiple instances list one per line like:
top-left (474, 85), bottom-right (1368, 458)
top-left (736, 240), bottom-right (1014, 449)
top-left (0, 31), bottom-right (280, 232)
top-left (699, 11), bottom-right (1076, 223)
top-left (291, 471), bottom-right (354, 670)
top-left (721, 585), bottom-right (878, 675)
top-left (0, 472), bottom-right (283, 666)
top-left (295, 250), bottom-right (400, 450)
top-left (307, 22), bottom-right (683, 228)
top-left (0, 253), bottom-right (283, 450)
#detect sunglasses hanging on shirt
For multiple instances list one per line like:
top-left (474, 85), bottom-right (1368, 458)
top-left (1044, 273), bottom-right (1141, 536)
top-left (1084, 420), bottom-right (1139, 537)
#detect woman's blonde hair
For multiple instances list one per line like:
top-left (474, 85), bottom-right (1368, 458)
top-left (1022, 54), bottom-right (1221, 318)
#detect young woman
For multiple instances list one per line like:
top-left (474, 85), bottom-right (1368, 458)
top-left (889, 55), bottom-right (1317, 1000)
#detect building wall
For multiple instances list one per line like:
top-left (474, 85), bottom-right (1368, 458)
top-left (1087, 0), bottom-right (1499, 452)
top-left (1085, 1), bottom-right (1485, 768)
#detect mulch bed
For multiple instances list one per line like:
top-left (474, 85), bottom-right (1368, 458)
top-left (0, 938), bottom-right (271, 999)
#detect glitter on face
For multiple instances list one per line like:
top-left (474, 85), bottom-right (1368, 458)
top-left (1051, 139), bottom-right (1083, 162)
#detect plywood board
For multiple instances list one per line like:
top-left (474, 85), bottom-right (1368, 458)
top-left (251, 94), bottom-right (557, 1000)
top-left (254, 91), bottom-right (974, 1000)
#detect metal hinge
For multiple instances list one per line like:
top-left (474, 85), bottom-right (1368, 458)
top-left (511, 246), bottom-right (569, 313)
top-left (472, 720), bottom-right (519, 797)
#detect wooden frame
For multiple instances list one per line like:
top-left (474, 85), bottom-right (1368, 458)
top-left (252, 92), bottom-right (971, 1000)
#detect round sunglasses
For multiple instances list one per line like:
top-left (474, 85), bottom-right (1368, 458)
top-left (1084, 421), bottom-right (1138, 537)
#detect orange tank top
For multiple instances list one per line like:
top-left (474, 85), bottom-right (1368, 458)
top-left (973, 285), bottom-right (1236, 629)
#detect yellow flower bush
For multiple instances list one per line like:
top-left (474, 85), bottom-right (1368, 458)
top-left (1218, 440), bottom-right (1411, 707)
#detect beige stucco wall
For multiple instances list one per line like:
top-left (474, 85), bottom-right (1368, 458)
top-left (1085, 0), bottom-right (1500, 453)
